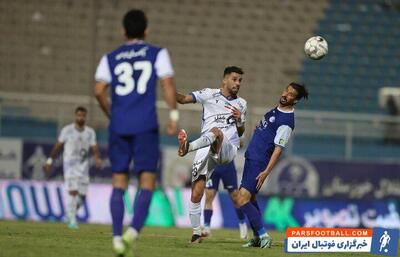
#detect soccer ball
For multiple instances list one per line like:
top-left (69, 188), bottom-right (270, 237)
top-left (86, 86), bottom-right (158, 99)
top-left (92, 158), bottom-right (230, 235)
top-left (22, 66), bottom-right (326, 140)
top-left (304, 36), bottom-right (328, 60)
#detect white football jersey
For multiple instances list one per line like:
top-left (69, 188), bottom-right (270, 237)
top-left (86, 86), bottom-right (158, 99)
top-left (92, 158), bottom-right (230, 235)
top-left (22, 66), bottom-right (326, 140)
top-left (191, 88), bottom-right (247, 148)
top-left (58, 123), bottom-right (96, 177)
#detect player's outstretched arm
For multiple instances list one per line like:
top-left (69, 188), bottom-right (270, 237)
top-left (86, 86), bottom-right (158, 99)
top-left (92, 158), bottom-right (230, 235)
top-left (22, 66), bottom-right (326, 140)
top-left (95, 81), bottom-right (111, 119)
top-left (255, 146), bottom-right (283, 191)
top-left (176, 92), bottom-right (194, 104)
top-left (44, 141), bottom-right (63, 175)
top-left (161, 77), bottom-right (178, 135)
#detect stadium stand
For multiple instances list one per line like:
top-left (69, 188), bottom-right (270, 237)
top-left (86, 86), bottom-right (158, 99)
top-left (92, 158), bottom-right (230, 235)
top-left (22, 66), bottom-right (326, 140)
top-left (300, 0), bottom-right (400, 113)
top-left (1, 0), bottom-right (400, 160)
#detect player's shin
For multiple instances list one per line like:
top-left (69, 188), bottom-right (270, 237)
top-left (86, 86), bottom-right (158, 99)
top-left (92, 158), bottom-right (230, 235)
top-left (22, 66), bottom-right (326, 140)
top-left (67, 194), bottom-right (78, 227)
top-left (110, 188), bottom-right (125, 236)
top-left (189, 201), bottom-right (202, 236)
top-left (240, 202), bottom-right (268, 238)
top-left (188, 132), bottom-right (216, 152)
top-left (202, 209), bottom-right (213, 236)
top-left (130, 188), bottom-right (153, 233)
top-left (235, 208), bottom-right (248, 239)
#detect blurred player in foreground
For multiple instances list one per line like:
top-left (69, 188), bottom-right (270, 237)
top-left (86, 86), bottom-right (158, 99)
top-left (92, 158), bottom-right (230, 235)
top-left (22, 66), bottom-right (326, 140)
top-left (94, 9), bottom-right (178, 257)
top-left (176, 66), bottom-right (247, 243)
top-left (203, 161), bottom-right (248, 239)
top-left (237, 82), bottom-right (308, 248)
top-left (44, 106), bottom-right (102, 229)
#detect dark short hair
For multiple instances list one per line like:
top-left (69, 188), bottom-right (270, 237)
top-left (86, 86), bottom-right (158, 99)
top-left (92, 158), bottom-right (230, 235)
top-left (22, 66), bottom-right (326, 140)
top-left (289, 82), bottom-right (309, 101)
top-left (75, 106), bottom-right (87, 113)
top-left (123, 9), bottom-right (147, 39)
top-left (223, 66), bottom-right (244, 77)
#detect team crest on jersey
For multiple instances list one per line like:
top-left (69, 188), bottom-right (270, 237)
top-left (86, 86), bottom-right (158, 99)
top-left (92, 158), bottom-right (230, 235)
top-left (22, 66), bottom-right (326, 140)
top-left (269, 116), bottom-right (276, 123)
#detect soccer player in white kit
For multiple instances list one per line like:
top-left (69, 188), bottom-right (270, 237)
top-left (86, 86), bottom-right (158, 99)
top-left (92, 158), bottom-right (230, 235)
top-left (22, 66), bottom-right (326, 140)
top-left (44, 106), bottom-right (102, 229)
top-left (176, 66), bottom-right (247, 243)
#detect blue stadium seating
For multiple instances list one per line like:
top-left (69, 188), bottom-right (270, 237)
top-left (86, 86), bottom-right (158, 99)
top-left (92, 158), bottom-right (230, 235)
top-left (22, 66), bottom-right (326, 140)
top-left (299, 0), bottom-right (400, 114)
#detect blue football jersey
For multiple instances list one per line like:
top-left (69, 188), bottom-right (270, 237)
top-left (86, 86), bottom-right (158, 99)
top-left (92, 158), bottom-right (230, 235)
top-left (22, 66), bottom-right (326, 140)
top-left (95, 42), bottom-right (174, 135)
top-left (245, 107), bottom-right (295, 164)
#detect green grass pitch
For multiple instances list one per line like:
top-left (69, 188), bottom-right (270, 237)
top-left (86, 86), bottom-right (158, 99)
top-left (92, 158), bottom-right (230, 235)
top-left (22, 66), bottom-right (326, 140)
top-left (0, 220), bottom-right (382, 257)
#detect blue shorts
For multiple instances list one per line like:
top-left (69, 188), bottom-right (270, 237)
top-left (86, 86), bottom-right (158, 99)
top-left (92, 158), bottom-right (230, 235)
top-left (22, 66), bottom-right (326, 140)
top-left (206, 161), bottom-right (238, 192)
top-left (240, 158), bottom-right (268, 195)
top-left (109, 129), bottom-right (160, 174)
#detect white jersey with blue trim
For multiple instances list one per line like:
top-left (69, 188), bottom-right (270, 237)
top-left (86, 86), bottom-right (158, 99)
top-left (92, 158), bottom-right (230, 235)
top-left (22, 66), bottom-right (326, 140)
top-left (191, 88), bottom-right (247, 148)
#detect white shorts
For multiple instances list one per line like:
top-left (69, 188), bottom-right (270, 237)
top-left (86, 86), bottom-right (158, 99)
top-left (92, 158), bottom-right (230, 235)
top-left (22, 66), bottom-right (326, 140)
top-left (64, 176), bottom-right (89, 195)
top-left (191, 134), bottom-right (238, 182)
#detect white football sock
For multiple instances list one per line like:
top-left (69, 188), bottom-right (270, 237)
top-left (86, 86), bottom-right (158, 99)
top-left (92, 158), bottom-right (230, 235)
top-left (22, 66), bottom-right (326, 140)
top-left (189, 201), bottom-right (202, 235)
top-left (188, 132), bottom-right (216, 152)
top-left (67, 194), bottom-right (77, 224)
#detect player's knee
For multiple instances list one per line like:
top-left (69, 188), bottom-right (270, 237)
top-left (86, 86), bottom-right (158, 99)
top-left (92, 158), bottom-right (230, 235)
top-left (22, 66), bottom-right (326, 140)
top-left (191, 190), bottom-right (203, 203)
top-left (230, 191), bottom-right (239, 204)
top-left (191, 194), bottom-right (202, 203)
top-left (139, 171), bottom-right (156, 184)
top-left (210, 127), bottom-right (223, 139)
top-left (112, 174), bottom-right (129, 189)
top-left (237, 190), bottom-right (251, 207)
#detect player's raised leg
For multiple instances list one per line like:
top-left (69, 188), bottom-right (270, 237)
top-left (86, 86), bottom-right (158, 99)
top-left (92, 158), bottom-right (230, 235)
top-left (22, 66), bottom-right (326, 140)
top-left (178, 127), bottom-right (223, 157)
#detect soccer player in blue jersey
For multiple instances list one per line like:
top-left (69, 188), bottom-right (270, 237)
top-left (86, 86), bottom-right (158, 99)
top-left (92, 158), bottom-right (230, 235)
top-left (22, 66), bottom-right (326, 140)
top-left (94, 9), bottom-right (178, 256)
top-left (203, 160), bottom-right (248, 239)
top-left (237, 82), bottom-right (308, 249)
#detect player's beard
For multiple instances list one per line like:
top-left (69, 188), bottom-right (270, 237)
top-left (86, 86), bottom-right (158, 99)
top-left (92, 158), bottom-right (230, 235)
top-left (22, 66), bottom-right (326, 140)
top-left (76, 120), bottom-right (85, 127)
top-left (230, 86), bottom-right (239, 96)
top-left (279, 96), bottom-right (287, 105)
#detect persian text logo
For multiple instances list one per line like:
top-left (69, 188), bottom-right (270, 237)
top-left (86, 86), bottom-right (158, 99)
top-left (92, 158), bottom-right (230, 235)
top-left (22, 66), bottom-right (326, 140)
top-left (285, 228), bottom-right (372, 253)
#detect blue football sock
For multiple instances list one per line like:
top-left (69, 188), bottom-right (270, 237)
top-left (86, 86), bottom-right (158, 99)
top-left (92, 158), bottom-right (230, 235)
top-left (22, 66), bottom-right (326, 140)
top-left (204, 209), bottom-right (213, 227)
top-left (250, 222), bottom-right (259, 238)
top-left (110, 188), bottom-right (125, 236)
top-left (251, 200), bottom-right (261, 237)
top-left (131, 189), bottom-right (153, 232)
top-left (240, 202), bottom-right (264, 237)
top-left (251, 200), bottom-right (260, 212)
top-left (235, 208), bottom-right (246, 223)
